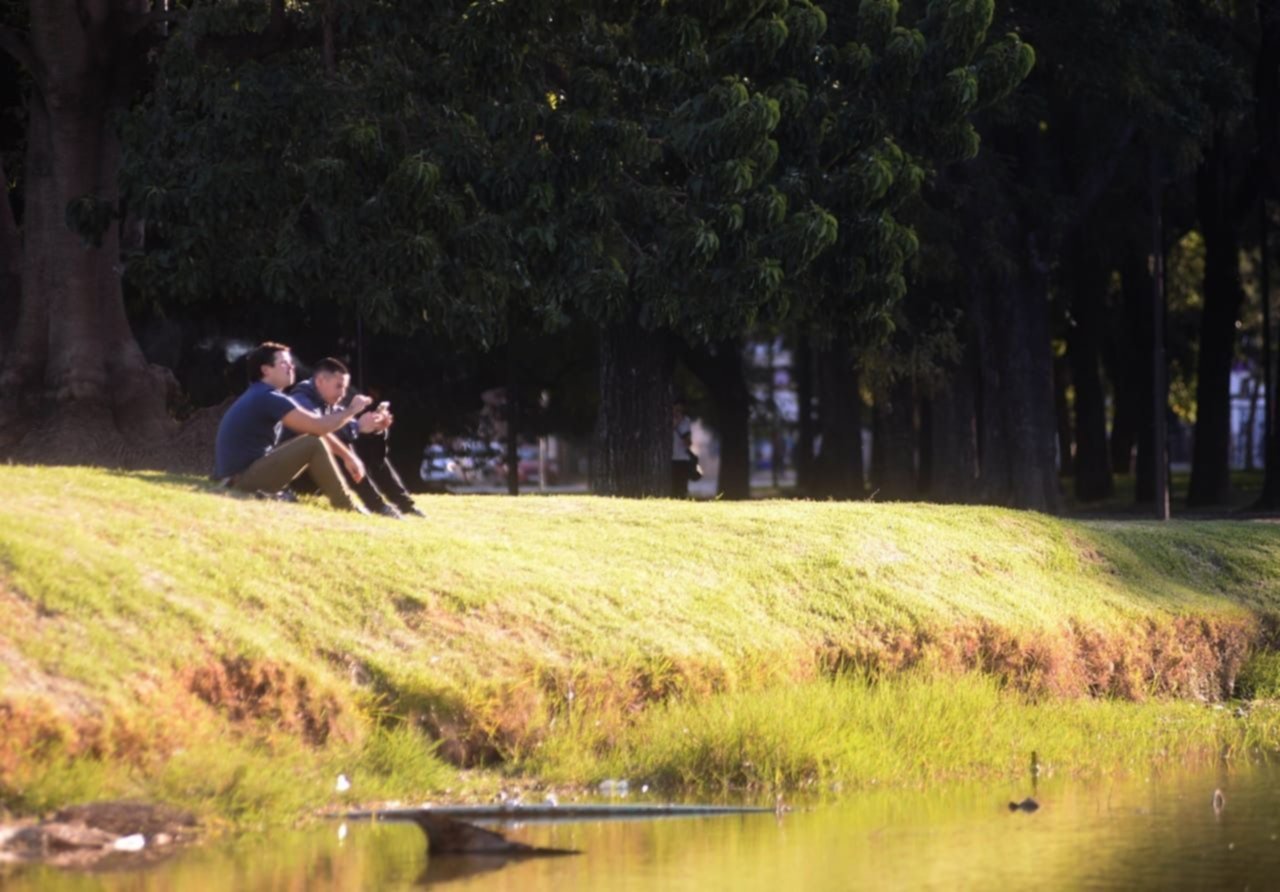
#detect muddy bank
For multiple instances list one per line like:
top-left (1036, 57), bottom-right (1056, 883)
top-left (0, 801), bottom-right (198, 869)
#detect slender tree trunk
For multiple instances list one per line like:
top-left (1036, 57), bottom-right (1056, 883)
top-left (1, 0), bottom-right (175, 462)
top-left (794, 333), bottom-right (814, 494)
top-left (1259, 201), bottom-right (1280, 506)
top-left (1245, 377), bottom-right (1259, 471)
top-left (918, 395), bottom-right (933, 495)
top-left (591, 321), bottom-right (672, 497)
top-left (1053, 353), bottom-right (1072, 476)
top-left (810, 336), bottom-right (863, 499)
top-left (1066, 235), bottom-right (1115, 501)
top-left (505, 332), bottom-right (519, 496)
top-left (927, 339), bottom-right (980, 502)
top-left (683, 339), bottom-right (750, 500)
top-left (0, 155), bottom-right (20, 355)
top-left (1150, 154), bottom-right (1170, 519)
top-left (874, 377), bottom-right (916, 499)
top-left (1254, 0), bottom-right (1280, 506)
top-left (1123, 244), bottom-right (1157, 503)
top-left (1105, 332), bottom-right (1136, 475)
top-left (971, 281), bottom-right (1010, 500)
top-left (1188, 132), bottom-right (1245, 507)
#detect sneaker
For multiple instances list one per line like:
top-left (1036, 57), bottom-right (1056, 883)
top-left (402, 506), bottom-right (427, 518)
top-left (378, 505), bottom-right (403, 520)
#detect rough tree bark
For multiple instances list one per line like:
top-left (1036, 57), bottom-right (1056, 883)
top-left (1188, 129), bottom-right (1246, 508)
top-left (0, 1), bottom-right (319, 466)
top-left (682, 339), bottom-right (750, 500)
top-left (591, 321), bottom-right (672, 497)
top-left (0, 1), bottom-right (181, 464)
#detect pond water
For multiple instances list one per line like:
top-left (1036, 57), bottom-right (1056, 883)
top-left (6, 760), bottom-right (1280, 891)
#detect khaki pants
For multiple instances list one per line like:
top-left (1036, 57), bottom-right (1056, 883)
top-left (232, 435), bottom-right (365, 513)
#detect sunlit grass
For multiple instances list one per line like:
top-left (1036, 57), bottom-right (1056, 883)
top-left (533, 673), bottom-right (1280, 796)
top-left (3, 465), bottom-right (1280, 822)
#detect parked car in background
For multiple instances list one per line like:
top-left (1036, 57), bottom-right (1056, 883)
top-left (420, 440), bottom-right (505, 486)
top-left (516, 443), bottom-right (559, 485)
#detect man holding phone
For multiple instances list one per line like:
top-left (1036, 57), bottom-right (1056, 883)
top-left (214, 343), bottom-right (371, 513)
top-left (285, 357), bottom-right (425, 518)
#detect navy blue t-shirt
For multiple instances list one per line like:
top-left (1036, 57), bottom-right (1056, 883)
top-left (214, 381), bottom-right (300, 478)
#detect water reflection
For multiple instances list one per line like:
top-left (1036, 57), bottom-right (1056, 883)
top-left (5, 760), bottom-right (1280, 891)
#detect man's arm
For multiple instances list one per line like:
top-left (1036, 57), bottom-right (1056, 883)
top-left (325, 433), bottom-right (366, 483)
top-left (281, 394), bottom-right (373, 436)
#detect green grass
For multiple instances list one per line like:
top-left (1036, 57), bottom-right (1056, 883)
top-left (534, 673), bottom-right (1280, 796)
top-left (4, 465), bottom-right (1280, 823)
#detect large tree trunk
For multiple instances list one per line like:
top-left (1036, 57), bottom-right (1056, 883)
top-left (810, 336), bottom-right (863, 499)
top-left (973, 251), bottom-right (1060, 513)
top-left (1001, 255), bottom-right (1061, 512)
top-left (1066, 234), bottom-right (1115, 501)
top-left (1188, 131), bottom-right (1245, 507)
top-left (591, 321), bottom-right (672, 497)
top-left (683, 338), bottom-right (750, 500)
top-left (0, 0), bottom-right (175, 463)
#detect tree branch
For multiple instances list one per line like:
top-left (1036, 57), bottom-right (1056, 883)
top-left (322, 1), bottom-right (336, 74)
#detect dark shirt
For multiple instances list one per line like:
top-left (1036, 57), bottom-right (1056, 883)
top-left (213, 381), bottom-right (299, 478)
top-left (282, 379), bottom-right (358, 445)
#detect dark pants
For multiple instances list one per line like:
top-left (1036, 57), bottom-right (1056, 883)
top-left (671, 460), bottom-right (691, 498)
top-left (346, 434), bottom-right (417, 513)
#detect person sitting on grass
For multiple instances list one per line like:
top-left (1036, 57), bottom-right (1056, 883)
top-left (284, 357), bottom-right (425, 518)
top-left (213, 342), bottom-right (371, 513)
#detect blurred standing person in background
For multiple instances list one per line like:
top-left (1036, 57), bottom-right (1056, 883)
top-left (672, 397), bottom-right (694, 498)
top-left (286, 357), bottom-right (425, 518)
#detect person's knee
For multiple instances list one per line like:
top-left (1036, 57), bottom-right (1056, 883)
top-left (299, 435), bottom-right (331, 460)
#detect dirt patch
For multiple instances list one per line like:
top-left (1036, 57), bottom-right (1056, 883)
top-left (815, 615), bottom-right (1259, 701)
top-left (0, 697), bottom-right (86, 788)
top-left (185, 657), bottom-right (348, 746)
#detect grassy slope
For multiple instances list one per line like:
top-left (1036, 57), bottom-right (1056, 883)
top-left (3, 466), bottom-right (1280, 820)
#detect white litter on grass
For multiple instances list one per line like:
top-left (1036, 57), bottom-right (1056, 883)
top-left (335, 774), bottom-right (352, 793)
top-left (112, 834), bottom-right (146, 852)
top-left (337, 823), bottom-right (348, 842)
